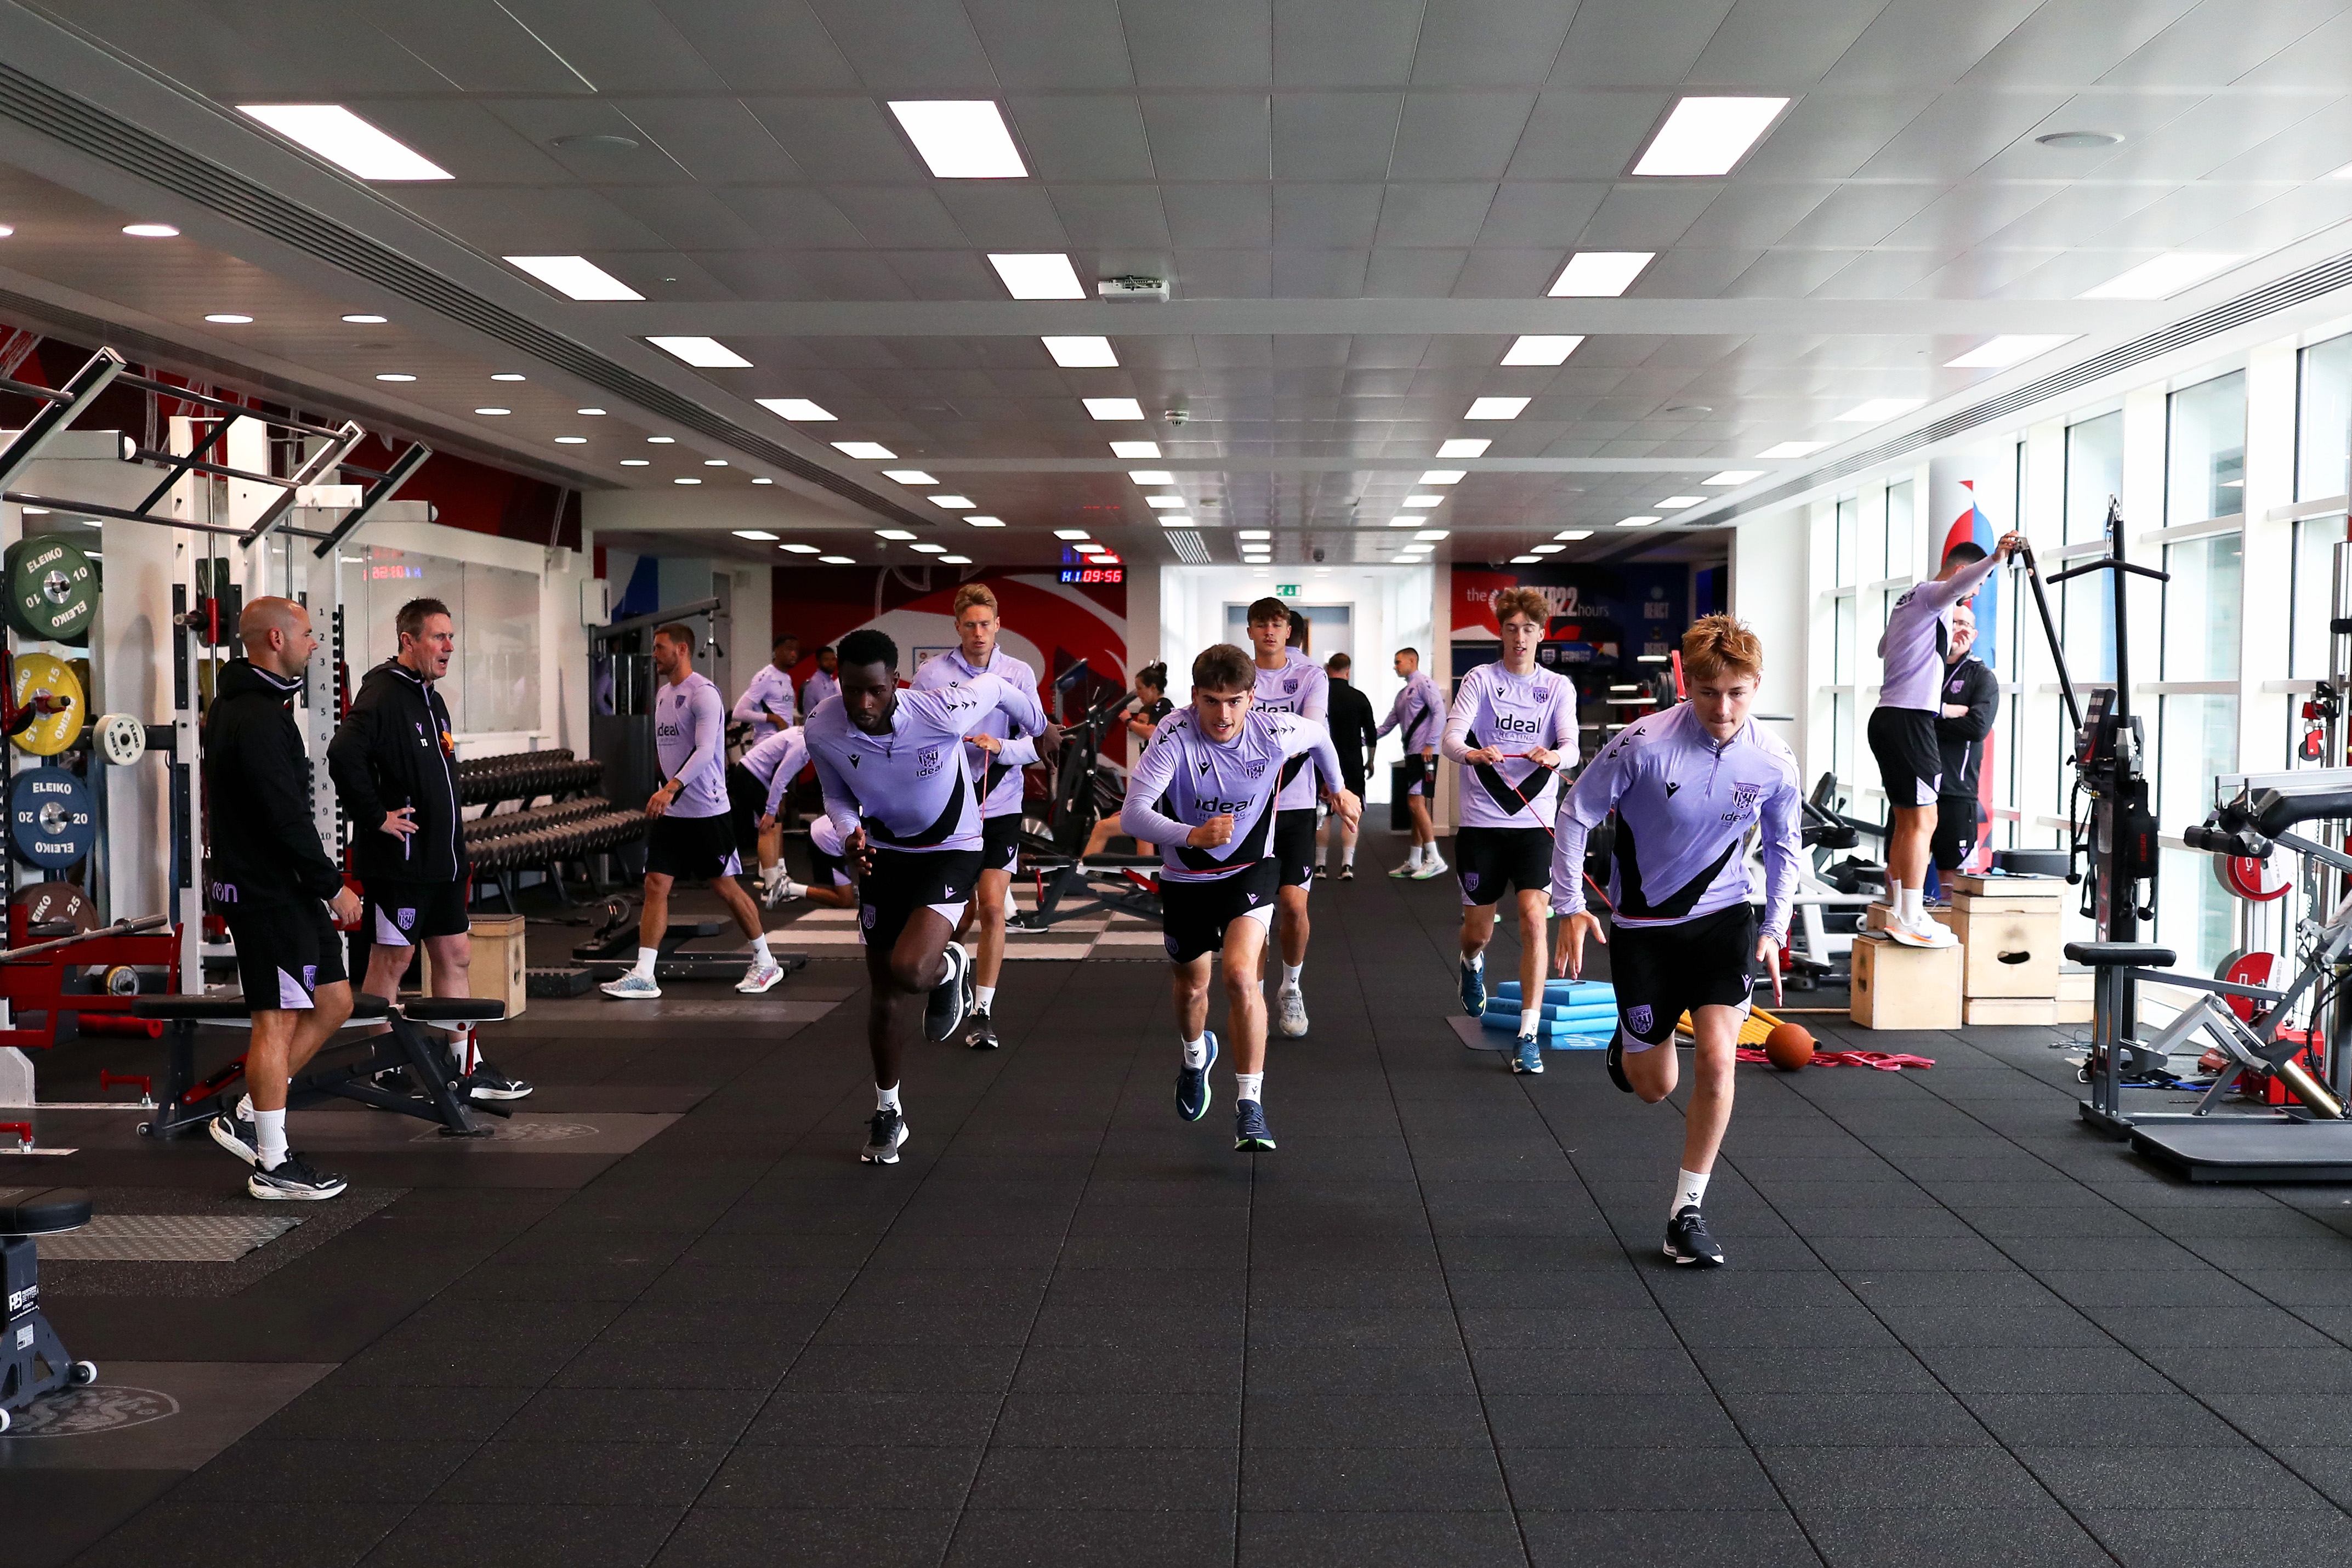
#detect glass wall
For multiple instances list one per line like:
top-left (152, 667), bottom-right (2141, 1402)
top-left (2062, 414), bottom-right (2120, 683)
top-left (2160, 534), bottom-right (2241, 683)
top-left (2298, 334), bottom-right (2352, 502)
top-left (351, 545), bottom-right (542, 735)
top-left (2164, 371), bottom-right (2246, 524)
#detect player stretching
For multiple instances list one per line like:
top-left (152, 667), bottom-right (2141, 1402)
top-left (1551, 616), bottom-right (1801, 1268)
top-left (1242, 598), bottom-right (1330, 1038)
top-left (1379, 647), bottom-right (1447, 878)
top-left (1121, 644), bottom-right (1358, 1154)
top-left (1442, 589), bottom-right (1578, 1075)
top-left (806, 629), bottom-right (1047, 1164)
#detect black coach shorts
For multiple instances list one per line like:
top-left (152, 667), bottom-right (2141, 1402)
top-left (1160, 857), bottom-right (1282, 965)
top-left (1866, 706), bottom-right (1942, 809)
top-left (861, 847), bottom-right (982, 954)
top-left (226, 900), bottom-right (348, 1012)
top-left (647, 811), bottom-right (742, 880)
top-left (1608, 902), bottom-right (1757, 1054)
top-left (1455, 825), bottom-right (1553, 908)
top-left (980, 811), bottom-right (1022, 876)
top-left (1931, 793), bottom-right (1986, 872)
top-left (1272, 808), bottom-right (1318, 889)
top-left (361, 877), bottom-right (469, 949)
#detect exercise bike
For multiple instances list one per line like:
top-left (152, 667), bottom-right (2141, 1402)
top-left (1013, 664), bottom-right (1162, 930)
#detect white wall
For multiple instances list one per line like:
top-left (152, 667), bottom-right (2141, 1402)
top-left (1730, 506), bottom-right (1807, 758)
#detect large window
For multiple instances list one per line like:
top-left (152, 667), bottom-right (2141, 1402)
top-left (351, 546), bottom-right (541, 735)
top-left (1884, 479), bottom-right (1914, 580)
top-left (2062, 414), bottom-right (2120, 682)
top-left (2160, 533), bottom-right (2241, 682)
top-left (2298, 334), bottom-right (2352, 502)
top-left (2166, 371), bottom-right (2246, 525)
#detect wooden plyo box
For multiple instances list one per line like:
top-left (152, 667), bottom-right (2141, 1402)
top-left (1850, 933), bottom-right (1963, 1030)
top-left (1950, 873), bottom-right (2067, 900)
top-left (2058, 968), bottom-right (2095, 1025)
top-left (1965, 996), bottom-right (2060, 1026)
top-left (1939, 901), bottom-right (2062, 999)
top-left (422, 914), bottom-right (529, 1019)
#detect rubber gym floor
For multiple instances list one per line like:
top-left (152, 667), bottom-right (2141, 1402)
top-left (10, 837), bottom-right (2352, 1568)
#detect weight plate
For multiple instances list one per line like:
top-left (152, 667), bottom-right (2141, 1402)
top-left (12, 880), bottom-right (93, 933)
top-left (10, 651), bottom-right (85, 756)
top-left (94, 713), bottom-right (145, 767)
top-left (2214, 850), bottom-right (2289, 902)
top-left (3, 536), bottom-right (96, 643)
top-left (6, 765), bottom-right (94, 869)
top-left (2220, 950), bottom-right (2286, 1024)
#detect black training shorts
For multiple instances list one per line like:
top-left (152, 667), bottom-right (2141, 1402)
top-left (1273, 808), bottom-right (1318, 889)
top-left (861, 847), bottom-right (982, 955)
top-left (360, 877), bottom-right (469, 948)
top-left (1866, 706), bottom-right (1942, 809)
top-left (1607, 902), bottom-right (1757, 1053)
top-left (726, 761), bottom-right (773, 865)
top-left (980, 811), bottom-right (1022, 876)
top-left (226, 899), bottom-right (348, 1012)
top-left (1455, 825), bottom-right (1553, 908)
top-left (647, 811), bottom-right (742, 881)
top-left (1931, 793), bottom-right (1986, 872)
top-left (1160, 857), bottom-right (1282, 965)
top-left (1400, 751), bottom-right (1430, 798)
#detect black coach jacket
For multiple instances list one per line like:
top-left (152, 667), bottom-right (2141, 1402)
top-left (204, 659), bottom-right (345, 910)
top-left (328, 659), bottom-right (467, 884)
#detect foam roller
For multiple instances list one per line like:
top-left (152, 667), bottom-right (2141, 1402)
top-left (1493, 980), bottom-right (1615, 1005)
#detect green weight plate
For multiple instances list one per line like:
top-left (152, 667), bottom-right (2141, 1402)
top-left (4, 536), bottom-right (98, 644)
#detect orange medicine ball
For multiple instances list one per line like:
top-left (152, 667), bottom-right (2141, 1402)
top-left (1764, 1021), bottom-right (1815, 1071)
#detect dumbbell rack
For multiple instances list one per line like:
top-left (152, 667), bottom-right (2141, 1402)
top-left (458, 751), bottom-right (647, 913)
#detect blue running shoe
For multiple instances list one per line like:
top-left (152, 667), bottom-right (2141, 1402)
top-left (1175, 1031), bottom-right (1218, 1122)
top-left (1512, 1033), bottom-right (1543, 1075)
top-left (1458, 958), bottom-right (1486, 1018)
top-left (1234, 1099), bottom-right (1276, 1152)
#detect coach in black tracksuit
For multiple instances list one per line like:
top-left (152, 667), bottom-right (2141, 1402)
top-left (1320, 652), bottom-right (1382, 878)
top-left (1931, 603), bottom-right (2001, 873)
top-left (327, 597), bottom-right (529, 1101)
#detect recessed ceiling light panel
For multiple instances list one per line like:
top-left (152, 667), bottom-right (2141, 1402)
top-left (1945, 334), bottom-right (2075, 368)
top-left (237, 104), bottom-right (453, 180)
top-left (646, 335), bottom-right (750, 367)
top-left (988, 252), bottom-right (1086, 299)
top-left (757, 398), bottom-right (834, 421)
top-left (1548, 251), bottom-right (1653, 297)
top-left (1084, 397), bottom-right (1145, 421)
top-left (1438, 439), bottom-right (1490, 458)
top-left (1042, 335), bottom-right (1117, 367)
top-left (1110, 440), bottom-right (1161, 458)
top-left (1467, 396), bottom-right (1530, 420)
top-left (882, 470), bottom-right (936, 484)
top-left (503, 254), bottom-right (641, 300)
top-left (1631, 96), bottom-right (1789, 177)
top-left (833, 441), bottom-right (896, 459)
top-left (1703, 470), bottom-right (1763, 485)
top-left (1502, 334), bottom-right (1583, 366)
top-left (888, 100), bottom-right (1028, 178)
top-left (1756, 441), bottom-right (1828, 459)
top-left (2081, 252), bottom-right (2241, 300)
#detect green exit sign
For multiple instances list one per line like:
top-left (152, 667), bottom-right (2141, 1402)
top-left (1276, 583), bottom-right (1300, 596)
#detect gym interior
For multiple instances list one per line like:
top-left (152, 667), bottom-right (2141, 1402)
top-left (2, 6), bottom-right (2352, 1566)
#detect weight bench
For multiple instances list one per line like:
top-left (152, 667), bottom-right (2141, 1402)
top-left (1, 1185), bottom-right (96, 1430)
top-left (134, 993), bottom-right (510, 1141)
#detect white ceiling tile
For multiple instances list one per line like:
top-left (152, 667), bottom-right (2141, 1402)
top-left (1735, 93), bottom-right (1927, 183)
top-left (1387, 93), bottom-right (1539, 180)
top-left (394, 186), bottom-right (671, 252)
top-left (1140, 96), bottom-right (1272, 180)
top-left (1502, 92), bottom-right (1673, 180)
top-left (599, 186), bottom-right (767, 251)
top-left (1472, 183), bottom-right (1611, 247)
top-left (499, 0), bottom-right (730, 90)
top-left (2201, 98), bottom-right (2352, 183)
top-left (1126, 1), bottom-right (1274, 87)
top-left (1172, 249), bottom-right (1275, 297)
top-left (800, 0), bottom-right (997, 89)
top-left (1548, 0), bottom-right (1737, 86)
top-left (1876, 180), bottom-right (2067, 253)
top-left (1008, 97), bottom-right (1158, 181)
top-left (371, 99), bottom-right (584, 183)
top-left (1672, 183), bottom-right (1833, 248)
top-left (2235, 5), bottom-right (2352, 85)
top-left (1450, 248), bottom-right (1569, 297)
top-left (1850, 87), bottom-right (2075, 180)
top-left (1689, 0), bottom-right (1888, 85)
top-left (1272, 184), bottom-right (1385, 248)
top-left (2098, 0), bottom-right (2349, 87)
top-left (1163, 185), bottom-right (1275, 248)
top-left (653, 0), bottom-right (861, 90)
top-left (356, 0), bottom-right (599, 92)
top-left (1272, 94), bottom-right (1406, 180)
top-left (1274, 0), bottom-right (1424, 86)
top-left (617, 99), bottom-right (804, 184)
top-left (61, 1), bottom-right (448, 95)
top-left (1372, 184), bottom-right (1499, 247)
top-left (690, 251), bottom-right (912, 300)
top-left (1577, 184), bottom-right (1724, 252)
top-left (933, 185), bottom-right (1074, 249)
top-left (744, 98), bottom-right (929, 181)
top-left (1821, 0), bottom-right (2046, 88)
top-left (1364, 249), bottom-right (1471, 297)
top-left (967, 0), bottom-right (1137, 88)
top-left (1048, 186), bottom-right (1176, 251)
top-left (1959, 0), bottom-right (2197, 86)
top-left (822, 185), bottom-right (974, 247)
top-left (712, 186), bottom-right (869, 246)
top-left (1408, 0), bottom-right (1578, 86)
top-left (1772, 184), bottom-right (1943, 249)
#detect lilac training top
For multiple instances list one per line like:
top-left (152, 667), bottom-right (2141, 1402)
top-left (1877, 552), bottom-right (2000, 713)
top-left (1441, 661), bottom-right (1580, 829)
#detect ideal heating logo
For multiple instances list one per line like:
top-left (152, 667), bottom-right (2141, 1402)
top-left (1492, 711), bottom-right (1542, 737)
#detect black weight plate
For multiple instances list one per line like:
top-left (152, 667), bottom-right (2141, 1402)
top-left (5, 536), bottom-right (98, 644)
top-left (7, 765), bottom-right (94, 868)
top-left (13, 879), bottom-right (94, 933)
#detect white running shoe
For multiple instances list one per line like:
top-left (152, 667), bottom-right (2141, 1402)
top-left (1276, 980), bottom-right (1309, 1038)
top-left (1389, 856), bottom-right (1421, 878)
top-left (601, 971), bottom-right (662, 999)
top-left (736, 957), bottom-right (785, 995)
top-left (762, 875), bottom-right (806, 908)
top-left (1412, 853), bottom-right (1449, 880)
top-left (1887, 912), bottom-right (1956, 950)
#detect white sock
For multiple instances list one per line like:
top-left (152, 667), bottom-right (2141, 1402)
top-left (254, 1107), bottom-right (288, 1169)
top-left (760, 860), bottom-right (780, 882)
top-left (1463, 952), bottom-right (1484, 973)
top-left (1897, 884), bottom-right (1920, 923)
top-left (1181, 1033), bottom-right (1209, 1069)
top-left (633, 946), bottom-right (658, 979)
top-left (1341, 844), bottom-right (1355, 867)
top-left (448, 1028), bottom-right (476, 1076)
top-left (1410, 843), bottom-right (1427, 868)
top-left (1521, 1007), bottom-right (1541, 1037)
top-left (1673, 1168), bottom-right (1710, 1217)
top-left (974, 985), bottom-right (997, 1013)
top-left (877, 1082), bottom-right (901, 1113)
top-left (1235, 1071), bottom-right (1264, 1105)
top-left (1281, 963), bottom-right (1302, 988)
top-left (751, 932), bottom-right (772, 963)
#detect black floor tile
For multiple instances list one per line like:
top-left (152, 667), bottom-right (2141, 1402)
top-left (1502, 1445), bottom-right (1781, 1510)
top-left (359, 1503), bottom-right (684, 1568)
top-left (0, 1469), bottom-right (186, 1568)
top-left (701, 1444), bottom-right (983, 1509)
top-left (1520, 1508), bottom-right (1819, 1567)
top-left (1799, 1505), bottom-right (2112, 1567)
top-left (1759, 1445), bottom-right (2047, 1510)
top-left (2075, 1509), bottom-right (2352, 1568)
top-left (1240, 1445), bottom-right (1507, 1511)
top-left (1235, 1510), bottom-right (1528, 1568)
top-left (946, 1509), bottom-right (1235, 1567)
top-left (970, 1446), bottom-right (1237, 1510)
top-left (1242, 1392), bottom-right (1489, 1448)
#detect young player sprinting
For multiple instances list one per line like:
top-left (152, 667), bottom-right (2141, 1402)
top-left (1243, 597), bottom-right (1330, 1038)
top-left (1442, 589), bottom-right (1578, 1075)
top-left (1550, 616), bottom-right (1802, 1267)
top-left (1120, 644), bottom-right (1359, 1153)
top-left (805, 628), bottom-right (1049, 1164)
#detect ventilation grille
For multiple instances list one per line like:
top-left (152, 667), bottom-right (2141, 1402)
top-left (0, 63), bottom-right (930, 530)
top-left (1166, 530), bottom-right (1210, 564)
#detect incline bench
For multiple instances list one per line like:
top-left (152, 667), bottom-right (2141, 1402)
top-left (133, 993), bottom-right (510, 1141)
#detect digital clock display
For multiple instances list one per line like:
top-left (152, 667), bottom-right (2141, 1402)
top-left (1060, 566), bottom-right (1124, 584)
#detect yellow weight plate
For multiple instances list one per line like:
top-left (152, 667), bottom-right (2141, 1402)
top-left (11, 651), bottom-right (86, 755)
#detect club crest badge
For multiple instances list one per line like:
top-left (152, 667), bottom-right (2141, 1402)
top-left (1627, 1004), bottom-right (1653, 1035)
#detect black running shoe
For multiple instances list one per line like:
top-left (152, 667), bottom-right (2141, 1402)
top-left (964, 1007), bottom-right (1000, 1051)
top-left (861, 1107), bottom-right (907, 1164)
top-left (463, 1064), bottom-right (534, 1101)
top-left (248, 1152), bottom-right (348, 1201)
top-left (207, 1109), bottom-right (258, 1165)
top-left (1314, 863), bottom-right (1328, 879)
top-left (1606, 1039), bottom-right (1633, 1094)
top-left (923, 943), bottom-right (973, 1042)
top-left (1664, 1205), bottom-right (1725, 1267)
top-left (1234, 1099), bottom-right (1276, 1152)
top-left (1339, 865), bottom-right (1355, 881)
top-left (1175, 1031), bottom-right (1219, 1122)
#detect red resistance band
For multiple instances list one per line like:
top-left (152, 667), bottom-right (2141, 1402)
top-left (1735, 1048), bottom-right (1936, 1072)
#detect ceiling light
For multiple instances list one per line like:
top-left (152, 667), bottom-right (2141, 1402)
top-left (1945, 334), bottom-right (2076, 368)
top-left (2037, 130), bottom-right (2122, 150)
top-left (503, 255), bottom-right (641, 300)
top-left (1651, 496), bottom-right (1703, 509)
top-left (1757, 441), bottom-right (1828, 458)
top-left (343, 314), bottom-right (387, 323)
top-left (1145, 496), bottom-right (1186, 508)
top-left (1054, 529), bottom-right (1089, 539)
top-left (577, 407), bottom-right (608, 416)
top-left (753, 477), bottom-right (773, 485)
top-left (553, 435), bottom-right (586, 443)
top-left (1467, 396), bottom-right (1530, 421)
top-left (238, 104), bottom-right (452, 179)
top-left (1555, 530), bottom-right (1594, 541)
top-left (820, 555), bottom-right (855, 565)
top-left (1414, 530), bottom-right (1450, 541)
top-left (647, 335), bottom-right (749, 367)
top-left (673, 476), bottom-right (701, 485)
top-left (122, 223), bottom-right (179, 237)
top-left (1836, 397), bottom-right (1924, 422)
top-left (1617, 515), bottom-right (1660, 528)
top-left (989, 253), bottom-right (1086, 299)
top-left (704, 459), bottom-right (728, 467)
top-left (1438, 439), bottom-right (1490, 457)
top-left (910, 542), bottom-right (947, 554)
top-left (374, 372), bottom-right (416, 382)
top-left (888, 101), bottom-right (1027, 179)
top-left (1043, 335), bottom-right (1117, 367)
top-left (491, 372), bottom-right (526, 382)
top-left (966, 516), bottom-right (1006, 527)
top-left (1076, 542), bottom-right (1106, 554)
top-left (833, 441), bottom-right (896, 459)
top-left (1532, 544), bottom-right (1565, 554)
top-left (1402, 495), bottom-right (1444, 508)
top-left (647, 436), bottom-right (675, 444)
top-left (1502, 334), bottom-right (1583, 366)
top-left (1548, 252), bottom-right (1652, 297)
top-left (204, 313), bottom-right (253, 324)
top-left (782, 543), bottom-right (820, 554)
top-left (1387, 516), bottom-right (1421, 527)
top-left (474, 407), bottom-right (512, 416)
top-left (941, 555), bottom-right (972, 564)
top-left (620, 459), bottom-right (649, 466)
top-left (1510, 555), bottom-right (1541, 564)
top-left (929, 494), bottom-right (975, 508)
top-left (878, 529), bottom-right (918, 541)
top-left (1111, 440), bottom-right (1161, 459)
top-left (1419, 470), bottom-right (1465, 485)
top-left (757, 398), bottom-right (834, 421)
top-left (1238, 530), bottom-right (1271, 540)
top-left (1158, 515), bottom-right (1194, 526)
top-left (1084, 397), bottom-right (1145, 421)
top-left (882, 469), bottom-right (935, 484)
top-left (1632, 96), bottom-right (1789, 177)
top-left (2082, 252), bottom-right (2241, 299)
top-left (1704, 470), bottom-right (1763, 485)
top-left (732, 529), bottom-right (778, 540)
top-left (1128, 470), bottom-right (1175, 484)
